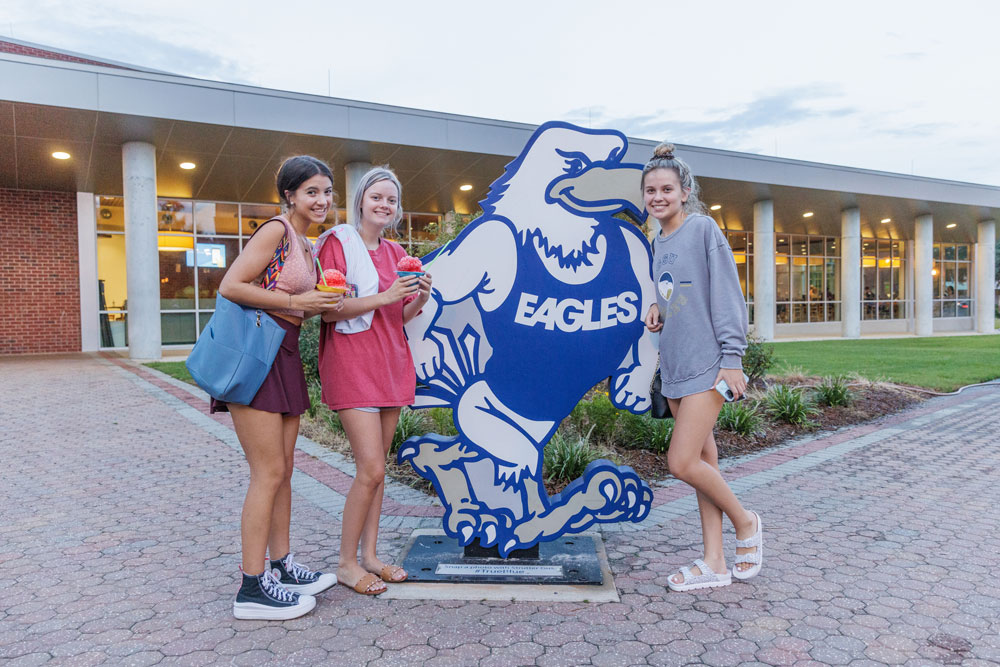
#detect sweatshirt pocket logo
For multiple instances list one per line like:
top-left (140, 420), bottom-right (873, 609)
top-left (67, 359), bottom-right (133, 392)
top-left (657, 271), bottom-right (674, 302)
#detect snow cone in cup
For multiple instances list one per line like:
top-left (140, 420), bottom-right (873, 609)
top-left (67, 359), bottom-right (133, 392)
top-left (317, 268), bottom-right (348, 293)
top-left (396, 255), bottom-right (424, 277)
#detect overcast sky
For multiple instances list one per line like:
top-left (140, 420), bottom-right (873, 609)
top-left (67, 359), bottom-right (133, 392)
top-left (6, 0), bottom-right (1000, 186)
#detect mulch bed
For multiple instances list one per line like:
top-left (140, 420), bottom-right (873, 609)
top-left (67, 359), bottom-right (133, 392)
top-left (611, 383), bottom-right (922, 487)
top-left (301, 382), bottom-right (924, 498)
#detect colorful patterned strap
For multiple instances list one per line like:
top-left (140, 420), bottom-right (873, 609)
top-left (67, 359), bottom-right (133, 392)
top-left (260, 218), bottom-right (288, 291)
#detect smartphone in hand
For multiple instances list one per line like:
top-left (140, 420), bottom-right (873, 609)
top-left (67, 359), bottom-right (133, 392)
top-left (715, 373), bottom-right (750, 402)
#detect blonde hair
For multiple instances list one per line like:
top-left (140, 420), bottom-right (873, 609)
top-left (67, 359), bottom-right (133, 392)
top-left (353, 166), bottom-right (404, 232)
top-left (641, 143), bottom-right (707, 216)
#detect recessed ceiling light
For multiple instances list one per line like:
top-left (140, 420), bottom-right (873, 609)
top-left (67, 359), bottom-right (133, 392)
top-left (710, 204), bottom-right (722, 211)
top-left (180, 162), bottom-right (196, 170)
top-left (52, 151), bottom-right (71, 160)
top-left (881, 218), bottom-right (891, 224)
top-left (802, 212), bottom-right (814, 218)
top-left (946, 223), bottom-right (957, 229)
top-left (459, 184), bottom-right (473, 191)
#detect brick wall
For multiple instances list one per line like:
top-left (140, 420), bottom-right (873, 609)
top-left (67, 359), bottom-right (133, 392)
top-left (0, 189), bottom-right (81, 354)
top-left (0, 39), bottom-right (131, 69)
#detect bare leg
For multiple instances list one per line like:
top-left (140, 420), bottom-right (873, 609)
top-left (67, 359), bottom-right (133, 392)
top-left (336, 409), bottom-right (388, 592)
top-left (666, 390), bottom-right (756, 584)
top-left (229, 404), bottom-right (286, 575)
top-left (693, 425), bottom-right (725, 580)
top-left (267, 414), bottom-right (301, 561)
top-left (359, 408), bottom-right (407, 581)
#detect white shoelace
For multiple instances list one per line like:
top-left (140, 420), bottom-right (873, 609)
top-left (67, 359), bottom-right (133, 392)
top-left (259, 569), bottom-right (296, 603)
top-left (282, 553), bottom-right (315, 582)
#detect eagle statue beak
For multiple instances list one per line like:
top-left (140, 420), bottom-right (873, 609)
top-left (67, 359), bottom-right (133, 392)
top-left (546, 163), bottom-right (646, 221)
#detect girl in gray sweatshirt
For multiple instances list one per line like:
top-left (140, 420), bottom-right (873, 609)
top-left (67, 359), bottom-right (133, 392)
top-left (642, 143), bottom-right (763, 591)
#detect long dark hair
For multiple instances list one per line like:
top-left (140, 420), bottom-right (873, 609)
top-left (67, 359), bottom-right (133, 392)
top-left (276, 155), bottom-right (334, 206)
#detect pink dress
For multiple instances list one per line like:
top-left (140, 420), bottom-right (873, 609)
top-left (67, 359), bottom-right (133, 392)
top-left (317, 236), bottom-right (416, 410)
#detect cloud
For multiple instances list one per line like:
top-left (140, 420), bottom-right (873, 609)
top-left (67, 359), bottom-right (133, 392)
top-left (578, 86), bottom-right (858, 149)
top-left (7, 7), bottom-right (254, 84)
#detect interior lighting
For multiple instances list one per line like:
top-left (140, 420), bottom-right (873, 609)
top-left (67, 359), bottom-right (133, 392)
top-left (52, 151), bottom-right (71, 160)
top-left (158, 235), bottom-right (194, 252)
top-left (802, 211), bottom-right (814, 218)
top-left (881, 218), bottom-right (891, 224)
top-left (931, 268), bottom-right (939, 276)
top-left (180, 162), bottom-right (196, 170)
top-left (710, 204), bottom-right (722, 210)
top-left (459, 184), bottom-right (473, 191)
top-left (946, 223), bottom-right (957, 228)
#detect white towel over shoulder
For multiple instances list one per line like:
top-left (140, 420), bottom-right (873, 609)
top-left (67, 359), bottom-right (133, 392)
top-left (314, 224), bottom-right (379, 334)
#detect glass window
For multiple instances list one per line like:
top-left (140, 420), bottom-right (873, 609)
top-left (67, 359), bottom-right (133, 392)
top-left (193, 237), bottom-right (241, 310)
top-left (410, 213), bottom-right (442, 244)
top-left (775, 259), bottom-right (790, 302)
top-left (825, 258), bottom-right (840, 302)
top-left (241, 204), bottom-right (281, 237)
top-left (100, 311), bottom-right (128, 348)
top-left (776, 236), bottom-right (790, 255)
top-left (194, 202), bottom-right (240, 235)
top-left (159, 239), bottom-right (196, 310)
top-left (932, 243), bottom-right (973, 318)
top-left (96, 196), bottom-right (125, 232)
top-left (97, 233), bottom-right (128, 311)
top-left (158, 199), bottom-right (193, 232)
top-left (792, 235), bottom-right (808, 257)
top-left (161, 312), bottom-right (196, 345)
top-left (860, 237), bottom-right (907, 320)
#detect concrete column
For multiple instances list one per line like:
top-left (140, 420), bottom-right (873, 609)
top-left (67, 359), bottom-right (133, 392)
top-left (977, 219), bottom-right (997, 333)
top-left (344, 162), bottom-right (373, 227)
top-left (753, 200), bottom-right (775, 341)
top-left (840, 207), bottom-right (861, 338)
top-left (913, 214), bottom-right (934, 336)
top-left (122, 142), bottom-right (161, 359)
top-left (76, 192), bottom-right (100, 352)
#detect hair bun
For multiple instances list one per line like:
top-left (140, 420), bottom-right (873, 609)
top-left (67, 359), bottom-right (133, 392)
top-left (653, 142), bottom-right (676, 159)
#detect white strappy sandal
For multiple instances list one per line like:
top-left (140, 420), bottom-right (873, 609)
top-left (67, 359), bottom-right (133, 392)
top-left (732, 511), bottom-right (763, 580)
top-left (667, 558), bottom-right (732, 592)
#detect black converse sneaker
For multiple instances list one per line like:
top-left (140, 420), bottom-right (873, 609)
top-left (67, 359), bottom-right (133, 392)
top-left (233, 569), bottom-right (316, 620)
top-left (270, 553), bottom-right (337, 596)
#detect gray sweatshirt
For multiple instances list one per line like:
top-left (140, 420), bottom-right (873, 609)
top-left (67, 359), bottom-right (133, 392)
top-left (651, 214), bottom-right (749, 398)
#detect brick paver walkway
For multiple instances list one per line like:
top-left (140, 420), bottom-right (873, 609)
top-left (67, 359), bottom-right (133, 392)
top-left (2, 353), bottom-right (999, 666)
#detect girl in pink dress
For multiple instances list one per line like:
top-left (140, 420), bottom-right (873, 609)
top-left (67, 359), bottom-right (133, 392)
top-left (316, 166), bottom-right (432, 595)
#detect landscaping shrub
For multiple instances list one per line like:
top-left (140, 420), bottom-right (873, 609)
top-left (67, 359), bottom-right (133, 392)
top-left (743, 331), bottom-right (775, 385)
top-left (764, 384), bottom-right (819, 427)
top-left (426, 407), bottom-right (458, 436)
top-left (543, 429), bottom-right (604, 484)
top-left (306, 379), bottom-right (323, 418)
top-left (321, 406), bottom-right (342, 434)
top-left (575, 391), bottom-right (621, 443)
top-left (299, 317), bottom-right (321, 385)
top-left (392, 407), bottom-right (427, 453)
top-left (814, 375), bottom-right (853, 407)
top-left (717, 401), bottom-right (764, 438)
top-left (618, 411), bottom-right (673, 454)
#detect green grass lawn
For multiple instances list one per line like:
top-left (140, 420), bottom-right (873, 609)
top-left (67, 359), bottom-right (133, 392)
top-left (146, 361), bottom-right (194, 384)
top-left (770, 336), bottom-right (1000, 391)
top-left (146, 334), bottom-right (1000, 394)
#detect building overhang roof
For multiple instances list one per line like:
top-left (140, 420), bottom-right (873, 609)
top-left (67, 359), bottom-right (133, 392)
top-left (2, 50), bottom-right (998, 241)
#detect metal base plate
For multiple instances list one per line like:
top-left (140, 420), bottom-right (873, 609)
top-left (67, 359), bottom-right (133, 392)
top-left (400, 532), bottom-right (604, 585)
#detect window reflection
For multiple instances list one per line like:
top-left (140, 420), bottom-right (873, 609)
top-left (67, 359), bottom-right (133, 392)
top-left (776, 233), bottom-right (841, 323)
top-left (933, 243), bottom-right (973, 318)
